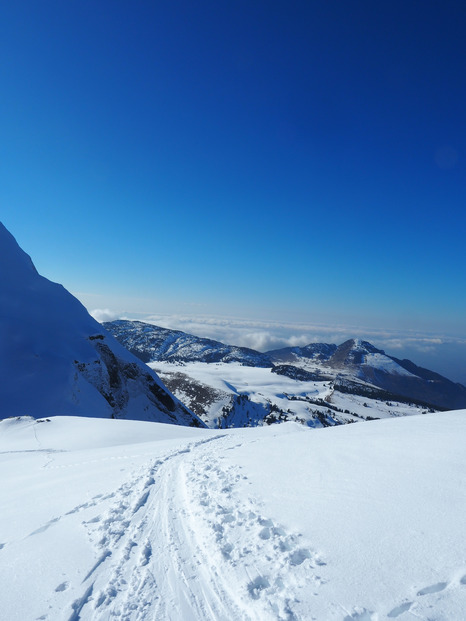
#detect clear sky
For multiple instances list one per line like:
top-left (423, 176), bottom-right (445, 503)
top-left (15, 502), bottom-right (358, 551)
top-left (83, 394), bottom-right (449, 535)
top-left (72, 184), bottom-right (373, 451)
top-left (1, 2), bottom-right (465, 378)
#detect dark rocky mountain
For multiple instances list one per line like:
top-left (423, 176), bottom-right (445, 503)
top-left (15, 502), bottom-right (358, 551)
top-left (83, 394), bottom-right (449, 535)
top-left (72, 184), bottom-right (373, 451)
top-left (266, 343), bottom-right (337, 364)
top-left (104, 320), bottom-right (273, 367)
top-left (0, 222), bottom-right (203, 427)
top-left (326, 339), bottom-right (381, 367)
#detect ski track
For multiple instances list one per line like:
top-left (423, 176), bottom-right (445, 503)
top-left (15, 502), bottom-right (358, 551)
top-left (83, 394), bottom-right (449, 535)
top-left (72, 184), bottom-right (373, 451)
top-left (41, 433), bottom-right (324, 621)
top-left (23, 432), bottom-right (466, 621)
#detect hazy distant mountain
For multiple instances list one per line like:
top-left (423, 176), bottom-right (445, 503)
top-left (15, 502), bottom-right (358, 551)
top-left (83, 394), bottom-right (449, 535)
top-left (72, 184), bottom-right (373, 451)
top-left (267, 338), bottom-right (466, 411)
top-left (265, 343), bottom-right (337, 363)
top-left (0, 222), bottom-right (203, 427)
top-left (104, 320), bottom-right (272, 367)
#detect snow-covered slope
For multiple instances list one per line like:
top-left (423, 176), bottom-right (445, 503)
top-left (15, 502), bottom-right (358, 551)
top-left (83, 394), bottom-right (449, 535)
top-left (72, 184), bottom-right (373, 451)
top-left (0, 222), bottom-right (203, 426)
top-left (106, 321), bottom-right (466, 416)
top-left (268, 338), bottom-right (466, 411)
top-left (151, 361), bottom-right (432, 429)
top-left (1, 412), bottom-right (465, 620)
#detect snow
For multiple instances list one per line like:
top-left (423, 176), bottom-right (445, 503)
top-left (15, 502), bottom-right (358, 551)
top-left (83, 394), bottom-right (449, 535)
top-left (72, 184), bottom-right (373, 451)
top-left (150, 361), bottom-right (428, 428)
top-left (363, 353), bottom-right (416, 377)
top-left (0, 222), bottom-right (201, 426)
top-left (150, 362), bottom-right (321, 399)
top-left (1, 411), bottom-right (465, 620)
top-left (151, 361), bottom-right (330, 426)
top-left (328, 390), bottom-right (425, 419)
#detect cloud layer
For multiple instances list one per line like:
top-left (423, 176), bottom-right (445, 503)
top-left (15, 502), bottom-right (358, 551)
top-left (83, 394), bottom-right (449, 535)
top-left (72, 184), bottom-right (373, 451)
top-left (92, 310), bottom-right (466, 386)
top-left (90, 308), bottom-right (120, 323)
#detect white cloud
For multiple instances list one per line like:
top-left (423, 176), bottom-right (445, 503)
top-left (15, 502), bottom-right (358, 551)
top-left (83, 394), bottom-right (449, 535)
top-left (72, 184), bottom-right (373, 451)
top-left (138, 314), bottom-right (338, 350)
top-left (90, 308), bottom-right (120, 323)
top-left (89, 309), bottom-right (466, 385)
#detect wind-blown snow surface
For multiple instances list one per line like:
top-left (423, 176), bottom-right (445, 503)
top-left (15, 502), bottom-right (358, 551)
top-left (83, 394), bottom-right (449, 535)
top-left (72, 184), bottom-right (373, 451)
top-left (1, 413), bottom-right (465, 620)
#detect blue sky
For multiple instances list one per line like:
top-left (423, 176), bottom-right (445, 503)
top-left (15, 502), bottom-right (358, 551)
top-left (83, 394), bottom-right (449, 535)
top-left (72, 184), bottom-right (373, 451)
top-left (1, 2), bottom-right (465, 377)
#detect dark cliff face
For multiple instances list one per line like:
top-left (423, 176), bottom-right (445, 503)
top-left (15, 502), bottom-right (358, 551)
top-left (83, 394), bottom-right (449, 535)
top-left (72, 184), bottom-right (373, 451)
top-left (77, 339), bottom-right (198, 422)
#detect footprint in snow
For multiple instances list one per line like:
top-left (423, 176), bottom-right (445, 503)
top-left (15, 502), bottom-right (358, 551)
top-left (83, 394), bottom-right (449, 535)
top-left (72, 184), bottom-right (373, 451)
top-left (289, 548), bottom-right (312, 566)
top-left (343, 609), bottom-right (377, 621)
top-left (417, 582), bottom-right (448, 596)
top-left (386, 574), bottom-right (466, 619)
top-left (84, 515), bottom-right (101, 524)
top-left (248, 575), bottom-right (270, 600)
top-left (55, 581), bottom-right (69, 592)
top-left (222, 543), bottom-right (234, 559)
top-left (189, 454), bottom-right (325, 619)
top-left (387, 602), bottom-right (413, 618)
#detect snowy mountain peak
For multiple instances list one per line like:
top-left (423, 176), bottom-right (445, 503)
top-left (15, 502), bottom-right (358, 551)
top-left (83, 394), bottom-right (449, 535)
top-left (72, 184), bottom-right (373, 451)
top-left (0, 222), bottom-right (203, 426)
top-left (0, 222), bottom-right (39, 284)
top-left (327, 338), bottom-right (383, 368)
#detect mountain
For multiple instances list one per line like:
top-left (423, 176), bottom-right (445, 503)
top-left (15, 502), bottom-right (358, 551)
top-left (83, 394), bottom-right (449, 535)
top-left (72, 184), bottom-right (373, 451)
top-left (268, 338), bottom-right (466, 411)
top-left (0, 222), bottom-right (203, 427)
top-left (104, 321), bottom-right (466, 427)
top-left (152, 359), bottom-right (442, 429)
top-left (104, 319), bottom-right (272, 367)
top-left (265, 342), bottom-right (337, 363)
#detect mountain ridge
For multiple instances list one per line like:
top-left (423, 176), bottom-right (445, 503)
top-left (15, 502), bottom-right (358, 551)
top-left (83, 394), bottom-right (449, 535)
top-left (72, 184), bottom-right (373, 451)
top-left (0, 222), bottom-right (204, 427)
top-left (104, 320), bottom-right (466, 417)
top-left (104, 319), bottom-right (272, 367)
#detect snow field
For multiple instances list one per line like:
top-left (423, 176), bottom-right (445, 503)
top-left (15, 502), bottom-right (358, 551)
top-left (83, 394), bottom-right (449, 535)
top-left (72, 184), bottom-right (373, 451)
top-left (151, 361), bottom-right (427, 428)
top-left (1, 412), bottom-right (465, 620)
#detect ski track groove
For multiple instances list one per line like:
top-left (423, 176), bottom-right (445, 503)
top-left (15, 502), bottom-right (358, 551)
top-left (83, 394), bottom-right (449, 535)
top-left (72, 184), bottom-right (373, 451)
top-left (56, 432), bottom-right (466, 621)
top-left (65, 436), bottom-right (229, 620)
top-left (59, 433), bottom-right (325, 621)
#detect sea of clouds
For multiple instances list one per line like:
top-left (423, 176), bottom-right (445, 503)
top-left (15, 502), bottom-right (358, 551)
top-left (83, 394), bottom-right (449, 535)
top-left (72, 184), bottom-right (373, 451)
top-left (91, 309), bottom-right (466, 386)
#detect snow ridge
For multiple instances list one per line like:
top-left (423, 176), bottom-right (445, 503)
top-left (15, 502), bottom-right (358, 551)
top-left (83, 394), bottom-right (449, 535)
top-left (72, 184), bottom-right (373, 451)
top-left (0, 222), bottom-right (202, 426)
